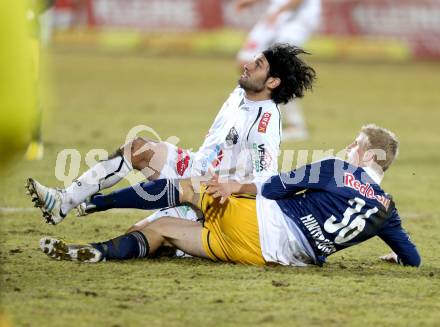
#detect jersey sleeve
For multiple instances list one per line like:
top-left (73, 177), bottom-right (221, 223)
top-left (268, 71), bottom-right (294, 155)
top-left (260, 158), bottom-right (337, 198)
top-left (199, 88), bottom-right (237, 150)
top-left (195, 87), bottom-right (240, 165)
top-left (377, 211), bottom-right (421, 267)
top-left (247, 107), bottom-right (281, 183)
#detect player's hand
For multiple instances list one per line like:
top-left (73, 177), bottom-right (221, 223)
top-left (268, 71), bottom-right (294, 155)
top-left (235, 0), bottom-right (259, 12)
top-left (205, 175), bottom-right (236, 204)
top-left (379, 252), bottom-right (399, 264)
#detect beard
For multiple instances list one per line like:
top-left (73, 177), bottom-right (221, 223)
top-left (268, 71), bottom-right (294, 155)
top-left (238, 76), bottom-right (266, 93)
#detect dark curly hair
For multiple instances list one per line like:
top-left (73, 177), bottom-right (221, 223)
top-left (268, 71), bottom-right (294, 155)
top-left (263, 44), bottom-right (316, 104)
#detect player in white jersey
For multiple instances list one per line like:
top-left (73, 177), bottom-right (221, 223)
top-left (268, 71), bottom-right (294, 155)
top-left (236, 0), bottom-right (322, 141)
top-left (131, 86), bottom-right (282, 232)
top-left (164, 86), bottom-right (281, 183)
top-left (26, 44), bottom-right (316, 227)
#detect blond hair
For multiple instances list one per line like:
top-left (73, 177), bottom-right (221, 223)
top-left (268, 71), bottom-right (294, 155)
top-left (361, 124), bottom-right (399, 171)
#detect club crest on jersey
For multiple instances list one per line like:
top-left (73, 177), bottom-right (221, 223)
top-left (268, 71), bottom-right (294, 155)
top-left (344, 173), bottom-right (390, 209)
top-left (225, 127), bottom-right (239, 146)
top-left (252, 143), bottom-right (272, 172)
top-left (258, 112), bottom-right (272, 133)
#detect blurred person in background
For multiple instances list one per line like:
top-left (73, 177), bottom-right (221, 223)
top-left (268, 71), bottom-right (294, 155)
top-left (236, 0), bottom-right (321, 141)
top-left (0, 2), bottom-right (38, 167)
top-left (25, 0), bottom-right (55, 160)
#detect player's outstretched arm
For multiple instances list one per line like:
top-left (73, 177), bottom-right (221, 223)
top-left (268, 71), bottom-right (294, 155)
top-left (204, 159), bottom-right (338, 203)
top-left (377, 214), bottom-right (421, 267)
top-left (261, 159), bottom-right (338, 200)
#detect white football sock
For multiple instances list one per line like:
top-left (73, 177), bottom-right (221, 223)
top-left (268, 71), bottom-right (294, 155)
top-left (61, 155), bottom-right (132, 214)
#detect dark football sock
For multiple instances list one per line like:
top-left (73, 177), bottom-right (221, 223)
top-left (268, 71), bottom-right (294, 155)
top-left (90, 178), bottom-right (180, 212)
top-left (91, 231), bottom-right (149, 260)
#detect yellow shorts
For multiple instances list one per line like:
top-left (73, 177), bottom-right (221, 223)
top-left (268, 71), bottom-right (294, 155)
top-left (199, 191), bottom-right (265, 266)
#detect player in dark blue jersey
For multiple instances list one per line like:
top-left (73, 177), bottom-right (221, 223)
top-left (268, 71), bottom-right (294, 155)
top-left (39, 124), bottom-right (420, 267)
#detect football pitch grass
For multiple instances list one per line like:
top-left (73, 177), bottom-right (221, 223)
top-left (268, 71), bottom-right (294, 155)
top-left (1, 47), bottom-right (440, 327)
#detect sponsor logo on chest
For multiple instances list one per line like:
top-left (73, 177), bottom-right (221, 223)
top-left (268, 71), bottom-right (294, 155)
top-left (258, 112), bottom-right (272, 133)
top-left (252, 143), bottom-right (272, 172)
top-left (344, 173), bottom-right (390, 209)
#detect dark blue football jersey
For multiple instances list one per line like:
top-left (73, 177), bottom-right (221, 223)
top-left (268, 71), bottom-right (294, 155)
top-left (261, 158), bottom-right (421, 267)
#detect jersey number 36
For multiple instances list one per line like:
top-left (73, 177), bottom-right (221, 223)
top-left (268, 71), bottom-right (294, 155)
top-left (323, 198), bottom-right (378, 244)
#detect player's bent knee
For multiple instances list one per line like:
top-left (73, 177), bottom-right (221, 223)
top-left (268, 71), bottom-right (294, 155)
top-left (127, 137), bottom-right (157, 170)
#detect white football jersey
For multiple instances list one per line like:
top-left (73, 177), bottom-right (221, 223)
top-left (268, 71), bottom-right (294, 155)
top-left (142, 86), bottom-right (282, 240)
top-left (192, 86), bottom-right (281, 183)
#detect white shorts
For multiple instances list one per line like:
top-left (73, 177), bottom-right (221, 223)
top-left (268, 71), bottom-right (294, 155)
top-left (159, 142), bottom-right (196, 179)
top-left (132, 205), bottom-right (202, 228)
top-left (237, 12), bottom-right (320, 62)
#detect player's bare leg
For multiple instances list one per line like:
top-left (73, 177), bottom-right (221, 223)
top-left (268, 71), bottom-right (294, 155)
top-left (26, 136), bottom-right (171, 224)
top-left (39, 177), bottom-right (207, 262)
top-left (39, 217), bottom-right (207, 262)
top-left (122, 136), bottom-right (169, 181)
top-left (140, 218), bottom-right (208, 259)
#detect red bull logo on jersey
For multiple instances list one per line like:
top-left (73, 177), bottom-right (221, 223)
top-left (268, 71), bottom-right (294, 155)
top-left (344, 173), bottom-right (390, 209)
top-left (258, 112), bottom-right (272, 133)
